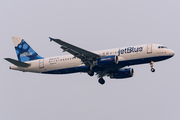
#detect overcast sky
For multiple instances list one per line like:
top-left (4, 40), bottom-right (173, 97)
top-left (0, 0), bottom-right (180, 120)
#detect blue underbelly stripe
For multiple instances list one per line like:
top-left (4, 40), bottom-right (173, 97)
top-left (42, 55), bottom-right (173, 74)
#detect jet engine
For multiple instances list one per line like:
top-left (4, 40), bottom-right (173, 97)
top-left (110, 68), bottom-right (134, 79)
top-left (94, 55), bottom-right (118, 66)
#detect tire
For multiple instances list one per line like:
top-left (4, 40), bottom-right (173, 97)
top-left (98, 78), bottom-right (105, 85)
top-left (151, 68), bottom-right (155, 72)
top-left (87, 70), bottom-right (94, 76)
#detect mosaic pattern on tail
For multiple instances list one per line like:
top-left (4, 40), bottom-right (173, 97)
top-left (14, 38), bottom-right (43, 62)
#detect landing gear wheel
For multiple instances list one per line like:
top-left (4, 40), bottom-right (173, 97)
top-left (98, 78), bottom-right (105, 85)
top-left (151, 68), bottom-right (155, 72)
top-left (87, 70), bottom-right (94, 76)
top-left (150, 61), bottom-right (155, 72)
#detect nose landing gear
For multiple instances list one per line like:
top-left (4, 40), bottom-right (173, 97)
top-left (151, 68), bottom-right (155, 72)
top-left (150, 61), bottom-right (155, 72)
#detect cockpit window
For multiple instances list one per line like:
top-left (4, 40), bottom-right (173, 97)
top-left (158, 46), bottom-right (168, 49)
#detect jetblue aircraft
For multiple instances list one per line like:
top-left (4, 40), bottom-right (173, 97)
top-left (5, 37), bottom-right (175, 85)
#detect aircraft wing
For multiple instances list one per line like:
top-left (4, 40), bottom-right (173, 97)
top-left (49, 37), bottom-right (100, 67)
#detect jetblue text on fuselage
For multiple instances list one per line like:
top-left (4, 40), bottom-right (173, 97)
top-left (119, 47), bottom-right (143, 55)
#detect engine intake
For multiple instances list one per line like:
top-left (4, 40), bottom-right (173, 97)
top-left (94, 55), bottom-right (118, 66)
top-left (110, 68), bottom-right (134, 79)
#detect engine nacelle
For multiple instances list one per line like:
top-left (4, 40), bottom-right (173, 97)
top-left (94, 55), bottom-right (118, 66)
top-left (110, 68), bottom-right (134, 79)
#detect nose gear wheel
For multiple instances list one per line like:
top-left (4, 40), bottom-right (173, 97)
top-left (150, 61), bottom-right (155, 72)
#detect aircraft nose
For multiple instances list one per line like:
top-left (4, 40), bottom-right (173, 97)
top-left (169, 50), bottom-right (175, 56)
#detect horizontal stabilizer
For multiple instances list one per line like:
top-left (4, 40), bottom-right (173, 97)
top-left (4, 58), bottom-right (30, 67)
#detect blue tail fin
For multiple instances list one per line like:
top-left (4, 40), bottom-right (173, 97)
top-left (12, 37), bottom-right (43, 62)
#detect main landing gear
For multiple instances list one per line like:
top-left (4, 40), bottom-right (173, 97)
top-left (87, 70), bottom-right (105, 85)
top-left (98, 78), bottom-right (105, 85)
top-left (150, 61), bottom-right (155, 72)
top-left (87, 70), bottom-right (94, 76)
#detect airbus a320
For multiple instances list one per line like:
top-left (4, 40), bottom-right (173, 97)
top-left (5, 37), bottom-right (175, 85)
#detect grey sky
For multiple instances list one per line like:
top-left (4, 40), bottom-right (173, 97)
top-left (0, 0), bottom-right (180, 120)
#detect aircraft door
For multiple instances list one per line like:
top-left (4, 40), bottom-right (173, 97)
top-left (39, 59), bottom-right (44, 69)
top-left (147, 44), bottom-right (152, 54)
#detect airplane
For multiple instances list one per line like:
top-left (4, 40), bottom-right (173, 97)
top-left (4, 37), bottom-right (175, 85)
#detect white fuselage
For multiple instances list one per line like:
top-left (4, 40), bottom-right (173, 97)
top-left (10, 44), bottom-right (174, 74)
